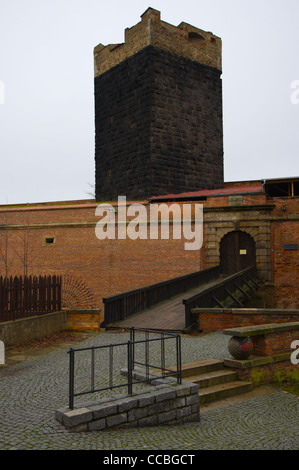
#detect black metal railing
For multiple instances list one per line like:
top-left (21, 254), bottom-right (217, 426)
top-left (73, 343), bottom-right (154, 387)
top-left (184, 265), bottom-right (262, 329)
top-left (68, 328), bottom-right (182, 410)
top-left (102, 266), bottom-right (221, 327)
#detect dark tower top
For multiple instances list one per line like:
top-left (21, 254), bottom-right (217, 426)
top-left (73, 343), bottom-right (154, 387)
top-left (94, 8), bottom-right (224, 201)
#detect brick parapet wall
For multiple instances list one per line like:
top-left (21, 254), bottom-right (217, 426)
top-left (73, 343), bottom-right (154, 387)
top-left (223, 322), bottom-right (299, 384)
top-left (192, 308), bottom-right (299, 332)
top-left (94, 8), bottom-right (221, 78)
top-left (253, 329), bottom-right (298, 356)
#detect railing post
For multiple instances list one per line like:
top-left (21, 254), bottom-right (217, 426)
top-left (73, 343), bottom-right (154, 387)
top-left (69, 348), bottom-right (75, 410)
top-left (130, 327), bottom-right (135, 369)
top-left (176, 334), bottom-right (182, 384)
top-left (127, 341), bottom-right (133, 395)
top-left (161, 333), bottom-right (165, 377)
top-left (91, 346), bottom-right (95, 393)
top-left (145, 331), bottom-right (149, 382)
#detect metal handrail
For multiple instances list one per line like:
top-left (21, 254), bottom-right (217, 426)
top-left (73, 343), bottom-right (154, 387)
top-left (184, 265), bottom-right (261, 329)
top-left (68, 327), bottom-right (182, 410)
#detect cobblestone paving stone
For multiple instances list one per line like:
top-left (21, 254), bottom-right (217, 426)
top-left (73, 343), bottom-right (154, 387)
top-left (0, 331), bottom-right (298, 450)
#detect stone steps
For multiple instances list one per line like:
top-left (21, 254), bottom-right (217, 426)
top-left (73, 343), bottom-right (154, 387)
top-left (179, 359), bottom-right (254, 405)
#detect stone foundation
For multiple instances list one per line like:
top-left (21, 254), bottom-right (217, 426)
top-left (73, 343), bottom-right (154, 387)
top-left (55, 368), bottom-right (199, 432)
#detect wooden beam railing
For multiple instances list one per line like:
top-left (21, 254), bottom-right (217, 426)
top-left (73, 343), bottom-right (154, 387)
top-left (102, 266), bottom-right (221, 327)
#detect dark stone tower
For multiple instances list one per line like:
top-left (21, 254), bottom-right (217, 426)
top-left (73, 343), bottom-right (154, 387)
top-left (94, 8), bottom-right (223, 201)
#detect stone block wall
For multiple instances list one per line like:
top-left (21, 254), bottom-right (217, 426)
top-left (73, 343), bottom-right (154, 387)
top-left (55, 371), bottom-right (200, 432)
top-left (0, 311), bottom-right (67, 347)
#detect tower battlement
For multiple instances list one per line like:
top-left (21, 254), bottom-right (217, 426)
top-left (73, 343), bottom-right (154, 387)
top-left (94, 7), bottom-right (222, 77)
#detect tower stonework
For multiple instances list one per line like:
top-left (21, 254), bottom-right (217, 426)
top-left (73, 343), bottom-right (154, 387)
top-left (94, 8), bottom-right (224, 201)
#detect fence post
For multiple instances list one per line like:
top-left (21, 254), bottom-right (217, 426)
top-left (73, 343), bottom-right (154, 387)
top-left (130, 327), bottom-right (135, 369)
top-left (176, 334), bottom-right (182, 384)
top-left (69, 348), bottom-right (75, 409)
top-left (91, 346), bottom-right (95, 393)
top-left (127, 341), bottom-right (133, 395)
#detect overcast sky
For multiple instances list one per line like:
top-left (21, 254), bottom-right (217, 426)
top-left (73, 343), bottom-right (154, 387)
top-left (0, 0), bottom-right (298, 204)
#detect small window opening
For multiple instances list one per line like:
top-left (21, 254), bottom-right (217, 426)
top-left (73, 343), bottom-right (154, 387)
top-left (44, 237), bottom-right (55, 245)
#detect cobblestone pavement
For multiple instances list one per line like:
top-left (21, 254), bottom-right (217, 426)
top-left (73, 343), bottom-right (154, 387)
top-left (0, 331), bottom-right (298, 451)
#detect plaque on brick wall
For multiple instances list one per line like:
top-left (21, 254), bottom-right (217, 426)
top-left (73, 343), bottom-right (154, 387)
top-left (283, 244), bottom-right (298, 250)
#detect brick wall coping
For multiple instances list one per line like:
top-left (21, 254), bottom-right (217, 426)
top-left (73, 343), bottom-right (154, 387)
top-left (64, 309), bottom-right (101, 314)
top-left (191, 308), bottom-right (299, 315)
top-left (223, 322), bottom-right (299, 337)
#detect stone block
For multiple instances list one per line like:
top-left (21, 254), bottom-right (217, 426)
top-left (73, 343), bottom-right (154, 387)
top-left (128, 406), bottom-right (148, 422)
top-left (138, 415), bottom-right (158, 427)
top-left (186, 394), bottom-right (200, 406)
top-left (157, 410), bottom-right (177, 424)
top-left (106, 413), bottom-right (127, 428)
top-left (63, 408), bottom-right (93, 429)
top-left (88, 418), bottom-right (106, 431)
top-left (138, 393), bottom-right (155, 407)
top-left (89, 402), bottom-right (118, 419)
top-left (153, 388), bottom-right (177, 402)
top-left (117, 397), bottom-right (139, 413)
top-left (176, 406), bottom-right (192, 419)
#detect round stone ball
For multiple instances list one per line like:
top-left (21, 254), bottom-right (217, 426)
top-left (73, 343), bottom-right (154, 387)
top-left (228, 336), bottom-right (253, 360)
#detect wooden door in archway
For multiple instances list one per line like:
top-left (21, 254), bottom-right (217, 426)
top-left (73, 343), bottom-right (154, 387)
top-left (220, 230), bottom-right (256, 275)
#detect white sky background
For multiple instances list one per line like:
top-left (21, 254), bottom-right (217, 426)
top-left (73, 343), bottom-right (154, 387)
top-left (0, 0), bottom-right (298, 204)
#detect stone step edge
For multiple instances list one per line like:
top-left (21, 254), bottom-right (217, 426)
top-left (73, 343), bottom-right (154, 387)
top-left (169, 359), bottom-right (225, 378)
top-left (182, 369), bottom-right (238, 388)
top-left (198, 380), bottom-right (253, 403)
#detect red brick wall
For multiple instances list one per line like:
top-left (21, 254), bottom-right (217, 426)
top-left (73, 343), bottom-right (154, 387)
top-left (0, 201), bottom-right (203, 325)
top-left (270, 197), bottom-right (299, 308)
top-left (236, 360), bottom-right (297, 384)
top-left (253, 330), bottom-right (299, 356)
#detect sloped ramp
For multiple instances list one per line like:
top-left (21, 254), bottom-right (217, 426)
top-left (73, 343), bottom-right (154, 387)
top-left (107, 279), bottom-right (224, 332)
top-left (107, 267), bottom-right (263, 332)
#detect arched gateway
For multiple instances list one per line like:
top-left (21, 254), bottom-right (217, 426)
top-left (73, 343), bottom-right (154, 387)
top-left (220, 230), bottom-right (256, 275)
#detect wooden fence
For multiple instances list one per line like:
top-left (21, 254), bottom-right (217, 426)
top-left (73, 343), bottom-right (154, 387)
top-left (0, 275), bottom-right (62, 322)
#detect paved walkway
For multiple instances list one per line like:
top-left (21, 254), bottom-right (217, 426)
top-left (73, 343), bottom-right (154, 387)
top-left (0, 331), bottom-right (298, 450)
